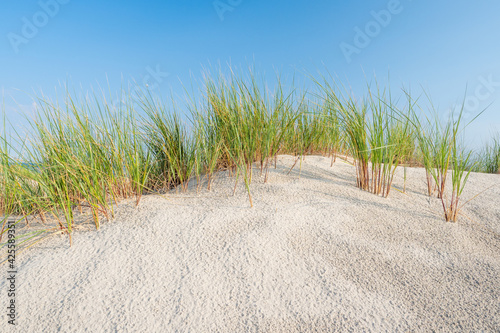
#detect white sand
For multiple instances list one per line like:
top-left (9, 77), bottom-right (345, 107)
top-left (2, 155), bottom-right (500, 332)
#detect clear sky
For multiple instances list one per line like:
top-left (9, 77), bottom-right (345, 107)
top-left (1, 0), bottom-right (499, 147)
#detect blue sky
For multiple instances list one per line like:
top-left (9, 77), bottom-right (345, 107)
top-left (1, 0), bottom-right (499, 147)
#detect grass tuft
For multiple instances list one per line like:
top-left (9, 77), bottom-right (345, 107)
top-left (0, 68), bottom-right (495, 247)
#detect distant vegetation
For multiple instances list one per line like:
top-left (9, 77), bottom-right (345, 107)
top-left (1, 68), bottom-right (498, 246)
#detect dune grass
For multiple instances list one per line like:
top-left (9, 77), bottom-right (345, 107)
top-left (472, 134), bottom-right (500, 174)
top-left (0, 92), bottom-right (156, 244)
top-left (0, 69), bottom-right (496, 247)
top-left (140, 93), bottom-right (197, 192)
top-left (407, 95), bottom-right (481, 222)
top-left (189, 70), bottom-right (301, 204)
top-left (316, 77), bottom-right (416, 197)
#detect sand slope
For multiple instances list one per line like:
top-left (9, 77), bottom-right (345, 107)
top-left (2, 155), bottom-right (500, 332)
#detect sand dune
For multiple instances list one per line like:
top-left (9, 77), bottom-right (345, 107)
top-left (2, 155), bottom-right (500, 332)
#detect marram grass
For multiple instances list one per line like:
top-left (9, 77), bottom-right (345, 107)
top-left (0, 69), bottom-right (496, 247)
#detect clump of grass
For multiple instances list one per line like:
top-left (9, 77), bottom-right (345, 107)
top-left (140, 93), bottom-right (196, 191)
top-left (318, 79), bottom-right (371, 190)
top-left (317, 76), bottom-right (415, 197)
top-left (472, 134), bottom-right (500, 174)
top-left (367, 85), bottom-right (415, 197)
top-left (191, 69), bottom-right (299, 204)
top-left (197, 71), bottom-right (264, 204)
top-left (0, 91), bottom-right (155, 244)
top-left (409, 96), bottom-right (479, 222)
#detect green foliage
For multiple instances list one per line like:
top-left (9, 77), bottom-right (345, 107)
top-left (0, 69), bottom-right (491, 247)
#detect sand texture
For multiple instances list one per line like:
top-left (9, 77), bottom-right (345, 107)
top-left (2, 155), bottom-right (500, 332)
